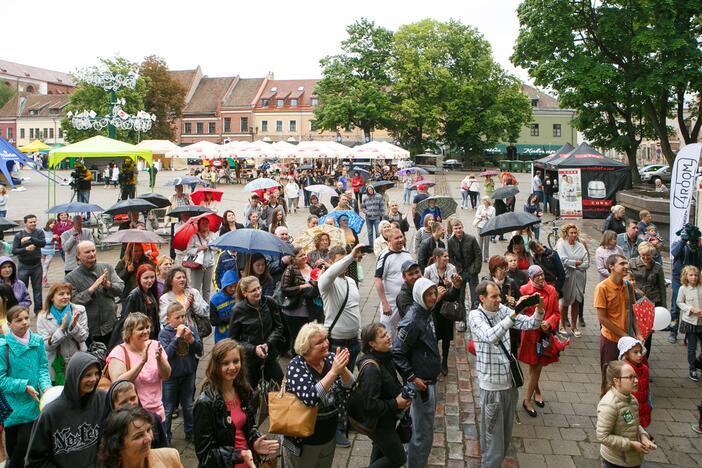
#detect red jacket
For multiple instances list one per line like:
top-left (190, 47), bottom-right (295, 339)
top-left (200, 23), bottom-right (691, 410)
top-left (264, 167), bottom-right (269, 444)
top-left (351, 176), bottom-right (364, 193)
top-left (517, 281), bottom-right (560, 366)
top-left (626, 359), bottom-right (651, 428)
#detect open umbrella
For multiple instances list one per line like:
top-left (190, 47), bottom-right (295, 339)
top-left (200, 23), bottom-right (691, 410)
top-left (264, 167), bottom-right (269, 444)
top-left (292, 224), bottom-right (346, 253)
top-left (304, 184), bottom-right (338, 196)
top-left (172, 213), bottom-right (223, 251)
top-left (299, 164), bottom-right (314, 171)
top-left (243, 178), bottom-right (280, 193)
top-left (479, 170), bottom-right (499, 177)
top-left (168, 205), bottom-right (215, 217)
top-left (0, 218), bottom-right (18, 230)
top-left (47, 202), bottom-right (104, 214)
top-left (211, 229), bottom-right (295, 256)
top-left (166, 176), bottom-right (209, 187)
top-left (479, 212), bottom-right (541, 237)
top-left (350, 168), bottom-right (371, 182)
top-left (398, 167), bottom-right (428, 176)
top-left (190, 187), bottom-right (224, 206)
top-left (372, 181), bottom-right (395, 192)
top-left (104, 229), bottom-right (165, 244)
top-left (416, 196), bottom-right (458, 219)
top-left (104, 199), bottom-right (157, 215)
top-left (491, 186), bottom-right (519, 200)
top-left (137, 193), bottom-right (171, 209)
top-left (318, 210), bottom-right (365, 235)
top-left (409, 181), bottom-right (436, 190)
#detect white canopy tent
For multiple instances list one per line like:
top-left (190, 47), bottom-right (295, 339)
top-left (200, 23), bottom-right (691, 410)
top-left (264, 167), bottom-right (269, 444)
top-left (166, 141), bottom-right (223, 159)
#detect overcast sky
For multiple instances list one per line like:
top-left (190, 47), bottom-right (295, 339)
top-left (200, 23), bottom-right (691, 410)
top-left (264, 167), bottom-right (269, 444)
top-left (4, 0), bottom-right (529, 82)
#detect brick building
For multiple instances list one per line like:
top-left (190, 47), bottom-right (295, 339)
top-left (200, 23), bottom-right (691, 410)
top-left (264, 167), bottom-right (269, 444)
top-left (0, 93), bottom-right (70, 146)
top-left (0, 59), bottom-right (74, 95)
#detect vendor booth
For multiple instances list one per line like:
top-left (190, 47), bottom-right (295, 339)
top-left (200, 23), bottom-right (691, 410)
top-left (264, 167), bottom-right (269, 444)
top-left (546, 142), bottom-right (631, 219)
top-left (0, 136), bottom-right (33, 187)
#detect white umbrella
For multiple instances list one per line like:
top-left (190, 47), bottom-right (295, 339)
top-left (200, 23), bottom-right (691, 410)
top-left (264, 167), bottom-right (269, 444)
top-left (294, 141), bottom-right (336, 159)
top-left (380, 141), bottom-right (410, 159)
top-left (135, 140), bottom-right (180, 154)
top-left (220, 140), bottom-right (246, 158)
top-left (166, 141), bottom-right (223, 159)
top-left (351, 141), bottom-right (396, 160)
top-left (323, 140), bottom-right (353, 159)
top-left (235, 140), bottom-right (279, 159)
top-left (271, 141), bottom-right (299, 159)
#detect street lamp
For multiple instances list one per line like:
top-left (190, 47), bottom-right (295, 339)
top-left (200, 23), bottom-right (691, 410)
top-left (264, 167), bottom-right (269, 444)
top-left (68, 68), bottom-right (156, 138)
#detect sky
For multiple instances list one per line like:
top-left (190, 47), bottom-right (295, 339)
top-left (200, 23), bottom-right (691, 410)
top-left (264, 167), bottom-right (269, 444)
top-left (3, 0), bottom-right (529, 82)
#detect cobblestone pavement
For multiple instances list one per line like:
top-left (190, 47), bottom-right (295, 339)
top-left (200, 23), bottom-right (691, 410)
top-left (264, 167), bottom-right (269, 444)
top-left (14, 167), bottom-right (701, 467)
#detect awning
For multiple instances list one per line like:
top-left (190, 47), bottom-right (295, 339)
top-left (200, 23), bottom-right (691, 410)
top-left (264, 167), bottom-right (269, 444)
top-left (48, 135), bottom-right (153, 168)
top-left (19, 139), bottom-right (51, 153)
top-left (485, 143), bottom-right (567, 156)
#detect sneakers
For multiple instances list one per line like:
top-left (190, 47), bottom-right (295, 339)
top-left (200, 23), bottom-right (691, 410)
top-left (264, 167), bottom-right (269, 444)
top-left (667, 334), bottom-right (678, 344)
top-left (690, 370), bottom-right (699, 382)
top-left (335, 430), bottom-right (351, 448)
top-left (579, 318), bottom-right (586, 328)
top-left (456, 321), bottom-right (467, 332)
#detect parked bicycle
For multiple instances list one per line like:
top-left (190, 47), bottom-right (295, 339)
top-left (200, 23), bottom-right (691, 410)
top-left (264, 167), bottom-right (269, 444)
top-left (543, 216), bottom-right (563, 249)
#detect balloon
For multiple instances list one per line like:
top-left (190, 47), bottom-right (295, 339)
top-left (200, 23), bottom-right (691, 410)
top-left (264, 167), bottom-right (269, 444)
top-left (40, 386), bottom-right (63, 412)
top-left (652, 307), bottom-right (671, 331)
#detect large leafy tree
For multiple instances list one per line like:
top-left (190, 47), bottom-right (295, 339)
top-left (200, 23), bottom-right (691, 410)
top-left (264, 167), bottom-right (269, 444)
top-left (313, 19), bottom-right (394, 141)
top-left (62, 56), bottom-right (149, 144)
top-left (139, 55), bottom-right (185, 141)
top-left (512, 0), bottom-right (657, 180)
top-left (390, 19), bottom-right (532, 158)
top-left (0, 84), bottom-right (15, 110)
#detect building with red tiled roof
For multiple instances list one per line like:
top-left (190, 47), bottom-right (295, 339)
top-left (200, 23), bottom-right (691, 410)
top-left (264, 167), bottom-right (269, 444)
top-left (0, 93), bottom-right (70, 146)
top-left (0, 59), bottom-right (74, 95)
top-left (221, 78), bottom-right (265, 142)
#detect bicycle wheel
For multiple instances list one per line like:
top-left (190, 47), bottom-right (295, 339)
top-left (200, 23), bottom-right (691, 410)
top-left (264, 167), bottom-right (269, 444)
top-left (547, 232), bottom-right (557, 249)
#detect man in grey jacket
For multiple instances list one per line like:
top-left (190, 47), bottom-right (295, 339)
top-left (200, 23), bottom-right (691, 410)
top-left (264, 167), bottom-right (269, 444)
top-left (12, 214), bottom-right (46, 313)
top-left (61, 215), bottom-right (94, 274)
top-left (361, 185), bottom-right (385, 246)
top-left (65, 241), bottom-right (124, 347)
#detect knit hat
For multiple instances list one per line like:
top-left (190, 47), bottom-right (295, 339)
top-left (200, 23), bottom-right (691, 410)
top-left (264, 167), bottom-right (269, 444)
top-left (527, 265), bottom-right (544, 278)
top-left (617, 336), bottom-right (644, 360)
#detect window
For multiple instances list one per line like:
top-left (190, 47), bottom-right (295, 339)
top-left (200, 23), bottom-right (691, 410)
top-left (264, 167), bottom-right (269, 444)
top-left (29, 128), bottom-right (34, 139)
top-left (35, 128), bottom-right (40, 138)
top-left (224, 118), bottom-right (231, 132)
top-left (311, 97), bottom-right (319, 106)
top-left (531, 99), bottom-right (539, 107)
top-left (58, 128), bottom-right (63, 139)
top-left (240, 117), bottom-right (248, 133)
top-left (208, 122), bottom-right (216, 134)
top-left (276, 99), bottom-right (285, 107)
top-left (289, 99), bottom-right (298, 108)
top-left (553, 124), bottom-right (562, 137)
top-left (310, 120), bottom-right (317, 132)
top-left (276, 120), bottom-right (283, 132)
top-left (29, 110), bottom-right (37, 116)
top-left (20, 128), bottom-right (25, 139)
top-left (184, 122), bottom-right (192, 134)
top-left (289, 120), bottom-right (297, 132)
top-left (261, 99), bottom-right (270, 107)
top-left (530, 124), bottom-right (539, 137)
top-left (49, 128), bottom-right (54, 139)
top-left (196, 122), bottom-right (204, 134)
top-left (44, 128), bottom-right (49, 137)
top-left (7, 128), bottom-right (12, 140)
top-left (261, 120), bottom-right (268, 132)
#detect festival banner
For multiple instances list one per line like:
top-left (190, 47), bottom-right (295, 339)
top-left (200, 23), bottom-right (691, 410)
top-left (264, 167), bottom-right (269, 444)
top-left (557, 168), bottom-right (582, 218)
top-left (669, 144), bottom-right (702, 246)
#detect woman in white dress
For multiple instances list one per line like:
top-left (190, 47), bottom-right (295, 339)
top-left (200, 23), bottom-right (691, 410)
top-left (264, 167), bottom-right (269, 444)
top-left (555, 223), bottom-right (589, 337)
top-left (474, 196), bottom-right (495, 262)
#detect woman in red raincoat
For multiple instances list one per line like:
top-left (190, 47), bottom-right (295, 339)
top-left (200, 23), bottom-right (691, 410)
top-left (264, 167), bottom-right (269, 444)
top-left (518, 264), bottom-right (560, 417)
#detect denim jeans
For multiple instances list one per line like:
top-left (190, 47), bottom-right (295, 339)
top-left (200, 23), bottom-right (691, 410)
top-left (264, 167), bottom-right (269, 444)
top-left (18, 262), bottom-right (42, 312)
top-left (469, 191), bottom-right (479, 209)
top-left (406, 383), bottom-right (436, 468)
top-left (403, 188), bottom-right (411, 204)
top-left (366, 218), bottom-right (380, 246)
top-left (77, 190), bottom-right (90, 203)
top-left (671, 280), bottom-right (681, 336)
top-left (163, 372), bottom-right (196, 441)
top-left (533, 224), bottom-right (541, 240)
top-left (686, 331), bottom-right (702, 370)
top-left (460, 191), bottom-right (469, 208)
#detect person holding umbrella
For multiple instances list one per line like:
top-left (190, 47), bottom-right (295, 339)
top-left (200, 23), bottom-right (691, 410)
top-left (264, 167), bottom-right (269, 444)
top-left (115, 243), bottom-right (155, 300)
top-left (52, 212), bottom-right (73, 261)
top-left (351, 171), bottom-right (365, 211)
top-left (186, 217), bottom-right (217, 302)
top-left (309, 195), bottom-right (329, 218)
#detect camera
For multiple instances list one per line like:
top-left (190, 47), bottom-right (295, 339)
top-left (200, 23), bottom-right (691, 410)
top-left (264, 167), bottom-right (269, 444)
top-left (401, 384), bottom-right (417, 401)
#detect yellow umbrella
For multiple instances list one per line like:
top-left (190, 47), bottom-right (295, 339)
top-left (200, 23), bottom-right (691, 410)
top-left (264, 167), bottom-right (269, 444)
top-left (18, 139), bottom-right (51, 153)
top-left (293, 224), bottom-right (346, 253)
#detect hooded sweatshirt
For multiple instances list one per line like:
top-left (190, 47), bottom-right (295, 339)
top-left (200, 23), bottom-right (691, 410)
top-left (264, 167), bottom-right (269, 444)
top-left (0, 256), bottom-right (31, 307)
top-left (26, 352), bottom-right (107, 468)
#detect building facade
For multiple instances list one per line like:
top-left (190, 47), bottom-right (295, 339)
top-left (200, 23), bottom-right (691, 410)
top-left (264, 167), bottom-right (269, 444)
top-left (0, 93), bottom-right (70, 146)
top-left (0, 59), bottom-right (74, 95)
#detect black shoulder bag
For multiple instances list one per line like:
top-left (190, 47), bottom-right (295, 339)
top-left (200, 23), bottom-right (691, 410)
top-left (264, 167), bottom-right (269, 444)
top-left (327, 278), bottom-right (350, 338)
top-left (480, 310), bottom-right (524, 388)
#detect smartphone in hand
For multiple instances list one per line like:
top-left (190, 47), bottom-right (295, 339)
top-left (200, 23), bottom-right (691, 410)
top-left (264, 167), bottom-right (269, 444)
top-left (514, 294), bottom-right (540, 314)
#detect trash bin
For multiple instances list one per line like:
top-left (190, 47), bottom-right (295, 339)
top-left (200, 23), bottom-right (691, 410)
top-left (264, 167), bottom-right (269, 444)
top-left (524, 161), bottom-right (533, 173)
top-left (499, 160), bottom-right (511, 172)
top-left (510, 160), bottom-right (524, 173)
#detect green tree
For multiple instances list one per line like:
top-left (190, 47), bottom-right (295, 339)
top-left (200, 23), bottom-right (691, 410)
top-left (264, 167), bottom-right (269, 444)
top-left (390, 19), bottom-right (532, 159)
top-left (62, 56), bottom-right (149, 144)
top-left (512, 0), bottom-right (657, 181)
top-left (139, 55), bottom-right (185, 141)
top-left (313, 19), bottom-right (394, 141)
top-left (0, 84), bottom-right (15, 110)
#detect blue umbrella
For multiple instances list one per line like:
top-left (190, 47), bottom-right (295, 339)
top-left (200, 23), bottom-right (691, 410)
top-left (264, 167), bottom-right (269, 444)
top-left (398, 167), bottom-right (428, 176)
top-left (242, 177), bottom-right (280, 192)
top-left (211, 229), bottom-right (295, 256)
top-left (166, 176), bottom-right (209, 187)
top-left (318, 210), bottom-right (365, 235)
top-left (47, 202), bottom-right (104, 214)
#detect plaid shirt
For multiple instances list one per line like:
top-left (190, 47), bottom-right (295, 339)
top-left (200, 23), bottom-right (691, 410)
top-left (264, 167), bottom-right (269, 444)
top-left (468, 304), bottom-right (543, 391)
top-left (362, 193), bottom-right (385, 220)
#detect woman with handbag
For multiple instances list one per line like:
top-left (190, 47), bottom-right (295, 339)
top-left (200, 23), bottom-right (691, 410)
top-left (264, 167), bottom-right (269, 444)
top-left (555, 223), bottom-right (590, 337)
top-left (280, 248), bottom-right (317, 354)
top-left (282, 322), bottom-right (354, 468)
top-left (518, 266), bottom-right (561, 417)
top-left (186, 217), bottom-right (218, 302)
top-left (230, 276), bottom-right (285, 389)
top-left (115, 243), bottom-right (155, 300)
top-left (193, 339), bottom-right (279, 468)
top-left (36, 282), bottom-right (89, 385)
top-left (349, 323), bottom-right (409, 468)
top-left (423, 247), bottom-right (463, 375)
top-left (110, 264), bottom-right (161, 350)
top-left (159, 267), bottom-right (209, 336)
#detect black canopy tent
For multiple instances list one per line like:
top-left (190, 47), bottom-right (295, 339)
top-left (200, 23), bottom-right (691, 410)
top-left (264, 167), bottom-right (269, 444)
top-left (533, 142), bottom-right (575, 170)
top-left (546, 142), bottom-right (631, 219)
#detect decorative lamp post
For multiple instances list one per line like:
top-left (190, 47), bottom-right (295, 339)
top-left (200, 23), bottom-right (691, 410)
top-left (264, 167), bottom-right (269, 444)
top-left (68, 69), bottom-right (155, 139)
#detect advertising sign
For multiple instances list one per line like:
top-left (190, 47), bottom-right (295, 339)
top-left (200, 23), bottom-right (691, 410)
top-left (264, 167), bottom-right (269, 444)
top-left (558, 168), bottom-right (582, 218)
top-left (669, 144), bottom-right (702, 246)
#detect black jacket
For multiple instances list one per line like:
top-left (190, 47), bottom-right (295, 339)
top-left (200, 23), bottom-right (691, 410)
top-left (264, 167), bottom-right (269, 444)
top-left (108, 286), bottom-right (160, 351)
top-left (602, 214), bottom-right (626, 235)
top-left (309, 204), bottom-right (329, 218)
top-left (350, 351), bottom-right (402, 430)
top-left (417, 237), bottom-right (445, 273)
top-left (229, 296), bottom-right (285, 361)
top-left (532, 247), bottom-right (566, 293)
top-left (396, 282), bottom-right (414, 319)
top-left (507, 269), bottom-right (529, 294)
top-left (447, 233), bottom-right (482, 277)
top-left (392, 302), bottom-right (441, 383)
top-left (12, 228), bottom-right (46, 266)
top-left (193, 384), bottom-right (261, 468)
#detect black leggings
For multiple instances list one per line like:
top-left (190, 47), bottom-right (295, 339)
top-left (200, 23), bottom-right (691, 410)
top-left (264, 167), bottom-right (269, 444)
top-left (440, 339), bottom-right (451, 364)
top-left (369, 425), bottom-right (407, 468)
top-left (247, 357), bottom-right (284, 389)
top-left (6, 422), bottom-right (34, 468)
top-left (284, 315), bottom-right (310, 356)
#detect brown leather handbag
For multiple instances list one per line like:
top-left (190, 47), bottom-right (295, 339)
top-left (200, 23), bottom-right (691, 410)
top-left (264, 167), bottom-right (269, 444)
top-left (267, 379), bottom-right (318, 437)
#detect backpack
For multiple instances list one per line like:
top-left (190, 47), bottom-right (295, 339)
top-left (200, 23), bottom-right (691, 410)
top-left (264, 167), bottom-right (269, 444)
top-left (347, 359), bottom-right (380, 436)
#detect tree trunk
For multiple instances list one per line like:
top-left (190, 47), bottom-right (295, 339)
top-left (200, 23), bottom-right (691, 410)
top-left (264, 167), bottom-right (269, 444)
top-left (625, 146), bottom-right (641, 184)
top-left (643, 98), bottom-right (676, 165)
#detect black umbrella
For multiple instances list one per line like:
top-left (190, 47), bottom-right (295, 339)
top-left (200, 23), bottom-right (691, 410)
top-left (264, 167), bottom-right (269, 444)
top-left (0, 217), bottom-right (18, 230)
top-left (351, 167), bottom-right (371, 181)
top-left (479, 212), bottom-right (541, 237)
top-left (166, 176), bottom-right (209, 187)
top-left (47, 202), bottom-right (104, 214)
top-left (491, 186), bottom-right (519, 200)
top-left (104, 199), bottom-right (157, 215)
top-left (137, 193), bottom-right (171, 209)
top-left (371, 180), bottom-right (395, 191)
top-left (168, 205), bottom-right (215, 217)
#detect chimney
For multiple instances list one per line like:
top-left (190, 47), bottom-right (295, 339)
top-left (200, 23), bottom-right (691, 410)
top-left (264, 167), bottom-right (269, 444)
top-left (266, 71), bottom-right (274, 80)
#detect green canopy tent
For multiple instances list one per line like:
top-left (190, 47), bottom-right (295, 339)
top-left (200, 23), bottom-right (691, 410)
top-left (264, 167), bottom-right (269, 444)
top-left (47, 136), bottom-right (153, 208)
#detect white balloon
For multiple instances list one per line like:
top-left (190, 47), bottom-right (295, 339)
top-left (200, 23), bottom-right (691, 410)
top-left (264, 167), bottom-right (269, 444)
top-left (653, 307), bottom-right (671, 331)
top-left (40, 386), bottom-right (63, 412)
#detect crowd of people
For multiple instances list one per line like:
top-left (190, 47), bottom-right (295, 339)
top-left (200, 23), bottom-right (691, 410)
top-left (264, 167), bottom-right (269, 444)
top-left (0, 160), bottom-right (694, 468)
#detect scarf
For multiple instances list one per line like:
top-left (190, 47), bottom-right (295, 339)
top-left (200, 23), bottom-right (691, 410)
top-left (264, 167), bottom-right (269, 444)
top-left (50, 303), bottom-right (72, 325)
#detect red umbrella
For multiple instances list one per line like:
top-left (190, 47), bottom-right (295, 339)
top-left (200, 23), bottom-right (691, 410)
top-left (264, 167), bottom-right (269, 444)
top-left (479, 170), bottom-right (498, 177)
top-left (190, 188), bottom-right (223, 206)
top-left (172, 213), bottom-right (222, 251)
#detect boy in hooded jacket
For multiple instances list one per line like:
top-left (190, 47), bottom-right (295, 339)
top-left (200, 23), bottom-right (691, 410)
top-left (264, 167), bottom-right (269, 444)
top-left (25, 352), bottom-right (106, 467)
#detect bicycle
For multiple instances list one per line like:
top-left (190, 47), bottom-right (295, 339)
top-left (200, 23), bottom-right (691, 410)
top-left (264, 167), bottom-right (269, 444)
top-left (543, 216), bottom-right (563, 249)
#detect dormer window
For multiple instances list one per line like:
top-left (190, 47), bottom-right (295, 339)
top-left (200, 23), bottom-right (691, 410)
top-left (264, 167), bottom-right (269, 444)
top-left (276, 99), bottom-right (285, 107)
top-left (311, 97), bottom-right (319, 106)
top-left (29, 110), bottom-right (38, 116)
top-left (289, 99), bottom-right (298, 108)
top-left (531, 98), bottom-right (539, 107)
top-left (261, 98), bottom-right (270, 107)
